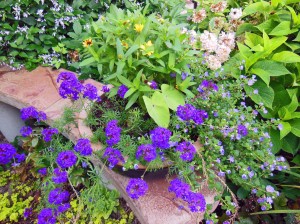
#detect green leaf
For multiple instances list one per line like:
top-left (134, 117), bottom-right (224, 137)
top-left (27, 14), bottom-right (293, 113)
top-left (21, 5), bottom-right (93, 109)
top-left (282, 133), bottom-right (299, 155)
top-left (290, 119), bottom-right (300, 137)
top-left (244, 33), bottom-right (264, 48)
top-left (244, 80), bottom-right (274, 108)
top-left (161, 84), bottom-right (185, 111)
top-left (272, 51), bottom-right (300, 63)
top-left (116, 38), bottom-right (124, 58)
top-left (269, 21), bottom-right (298, 36)
top-left (125, 92), bottom-right (139, 110)
top-left (291, 155), bottom-right (300, 165)
top-left (237, 187), bottom-right (249, 199)
top-left (250, 210), bottom-right (300, 215)
top-left (31, 138), bottom-right (39, 147)
top-left (243, 1), bottom-right (272, 17)
top-left (143, 92), bottom-right (170, 127)
top-left (255, 19), bottom-right (278, 34)
top-left (168, 53), bottom-right (175, 69)
top-left (124, 44), bottom-right (139, 58)
top-left (73, 21), bottom-right (82, 35)
top-left (280, 121), bottom-right (292, 139)
top-left (124, 88), bottom-right (136, 98)
top-left (250, 60), bottom-right (290, 85)
top-left (270, 128), bottom-right (282, 154)
top-left (79, 57), bottom-right (96, 66)
top-left (117, 75), bottom-right (132, 87)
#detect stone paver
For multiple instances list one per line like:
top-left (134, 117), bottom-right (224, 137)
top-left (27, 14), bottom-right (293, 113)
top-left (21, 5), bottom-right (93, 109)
top-left (0, 66), bottom-right (220, 224)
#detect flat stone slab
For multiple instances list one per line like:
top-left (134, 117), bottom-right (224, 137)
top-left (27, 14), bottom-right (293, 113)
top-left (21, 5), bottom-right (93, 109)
top-left (0, 66), bottom-right (220, 224)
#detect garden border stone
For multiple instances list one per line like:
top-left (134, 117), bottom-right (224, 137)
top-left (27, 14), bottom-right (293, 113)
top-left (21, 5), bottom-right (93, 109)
top-left (0, 65), bottom-right (220, 224)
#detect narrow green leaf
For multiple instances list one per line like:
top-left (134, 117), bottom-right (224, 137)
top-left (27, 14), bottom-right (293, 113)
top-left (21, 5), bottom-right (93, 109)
top-left (79, 57), bottom-right (96, 66)
top-left (124, 44), bottom-right (139, 58)
top-left (125, 92), bottom-right (140, 110)
top-left (250, 210), bottom-right (300, 215)
top-left (124, 88), bottom-right (136, 98)
top-left (117, 75), bottom-right (132, 87)
top-left (73, 21), bottom-right (82, 35)
top-left (168, 53), bottom-right (175, 69)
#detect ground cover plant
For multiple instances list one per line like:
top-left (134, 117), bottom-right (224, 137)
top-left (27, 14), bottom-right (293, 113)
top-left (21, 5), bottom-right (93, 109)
top-left (0, 0), bottom-right (300, 223)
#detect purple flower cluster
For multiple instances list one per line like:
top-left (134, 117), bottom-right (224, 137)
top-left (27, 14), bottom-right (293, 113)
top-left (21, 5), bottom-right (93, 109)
top-left (105, 120), bottom-right (121, 146)
top-left (57, 203), bottom-right (70, 213)
top-left (48, 188), bottom-right (70, 205)
top-left (126, 178), bottom-right (148, 199)
top-left (117, 84), bottom-right (128, 98)
top-left (175, 141), bottom-right (196, 161)
top-left (237, 124), bottom-right (248, 137)
top-left (0, 143), bottom-right (17, 165)
top-left (57, 72), bottom-right (83, 100)
top-left (42, 128), bottom-right (59, 142)
top-left (52, 168), bottom-right (68, 184)
top-left (38, 168), bottom-right (47, 176)
top-left (176, 104), bottom-right (208, 125)
top-left (103, 147), bottom-right (124, 168)
top-left (136, 144), bottom-right (157, 162)
top-left (168, 178), bottom-right (206, 213)
top-left (102, 85), bottom-right (110, 93)
top-left (24, 208), bottom-right (32, 219)
top-left (150, 127), bottom-right (172, 149)
top-left (149, 81), bottom-right (158, 89)
top-left (37, 208), bottom-right (56, 224)
top-left (74, 138), bottom-right (92, 156)
top-left (83, 83), bottom-right (100, 101)
top-left (197, 80), bottom-right (218, 92)
top-left (56, 150), bottom-right (77, 169)
top-left (20, 106), bottom-right (47, 122)
top-left (20, 126), bottom-right (33, 137)
top-left (57, 71), bottom-right (100, 101)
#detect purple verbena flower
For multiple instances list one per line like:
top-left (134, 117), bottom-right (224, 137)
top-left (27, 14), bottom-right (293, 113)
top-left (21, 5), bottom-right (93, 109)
top-left (101, 85), bottom-right (110, 93)
top-left (103, 147), bottom-right (124, 168)
top-left (57, 203), bottom-right (70, 213)
top-left (58, 79), bottom-right (83, 100)
top-left (150, 127), bottom-right (172, 149)
top-left (24, 208), bottom-right (32, 219)
top-left (48, 188), bottom-right (70, 205)
top-left (176, 104), bottom-right (196, 121)
top-left (38, 168), bottom-right (47, 176)
top-left (56, 150), bottom-right (77, 169)
top-left (168, 178), bottom-right (190, 199)
top-left (149, 81), bottom-right (158, 89)
top-left (237, 124), bottom-right (248, 136)
top-left (175, 141), bottom-right (196, 161)
top-left (20, 106), bottom-right (39, 121)
top-left (20, 126), bottom-right (33, 137)
top-left (74, 138), bottom-right (92, 156)
top-left (0, 143), bottom-right (17, 165)
top-left (197, 80), bottom-right (218, 92)
top-left (185, 192), bottom-right (206, 212)
top-left (136, 144), bottom-right (157, 162)
top-left (126, 178), bottom-right (148, 199)
top-left (192, 109), bottom-right (208, 125)
top-left (15, 153), bottom-right (26, 163)
top-left (83, 83), bottom-right (99, 101)
top-left (52, 168), bottom-right (68, 184)
top-left (57, 71), bottom-right (77, 83)
top-left (105, 120), bottom-right (121, 146)
top-left (37, 208), bottom-right (56, 224)
top-left (117, 84), bottom-right (128, 98)
top-left (42, 128), bottom-right (59, 142)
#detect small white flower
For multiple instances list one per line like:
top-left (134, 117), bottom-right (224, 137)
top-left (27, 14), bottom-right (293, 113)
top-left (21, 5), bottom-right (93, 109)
top-left (229, 8), bottom-right (243, 20)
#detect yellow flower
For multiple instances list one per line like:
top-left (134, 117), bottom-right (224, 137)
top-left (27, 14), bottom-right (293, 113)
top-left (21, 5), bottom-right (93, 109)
top-left (121, 40), bottom-right (129, 49)
top-left (134, 24), bottom-right (144, 33)
top-left (140, 44), bottom-right (146, 50)
top-left (145, 40), bottom-right (153, 47)
top-left (146, 51), bottom-right (154, 56)
top-left (82, 38), bottom-right (93, 48)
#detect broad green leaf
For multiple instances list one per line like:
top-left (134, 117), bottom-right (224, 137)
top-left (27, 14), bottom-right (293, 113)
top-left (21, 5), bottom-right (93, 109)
top-left (124, 88), bottom-right (136, 98)
top-left (73, 20), bottom-right (82, 35)
top-left (280, 121), bottom-right (292, 139)
top-left (290, 119), bottom-right (300, 137)
top-left (243, 1), bottom-right (272, 17)
top-left (143, 92), bottom-right (170, 127)
top-left (269, 128), bottom-right (282, 154)
top-left (125, 91), bottom-right (139, 110)
top-left (244, 80), bottom-right (274, 108)
top-left (286, 94), bottom-right (299, 113)
top-left (117, 75), bottom-right (132, 87)
top-left (161, 84), bottom-right (185, 111)
top-left (269, 21), bottom-right (298, 36)
top-left (286, 6), bottom-right (300, 26)
top-left (284, 42), bottom-right (300, 52)
top-left (245, 33), bottom-right (264, 48)
top-left (237, 42), bottom-right (253, 59)
top-left (255, 19), bottom-right (278, 34)
top-left (237, 187), bottom-right (250, 199)
top-left (281, 133), bottom-right (300, 155)
top-left (250, 60), bottom-right (290, 85)
top-left (272, 51), bottom-right (300, 63)
top-left (79, 57), bottom-right (96, 66)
